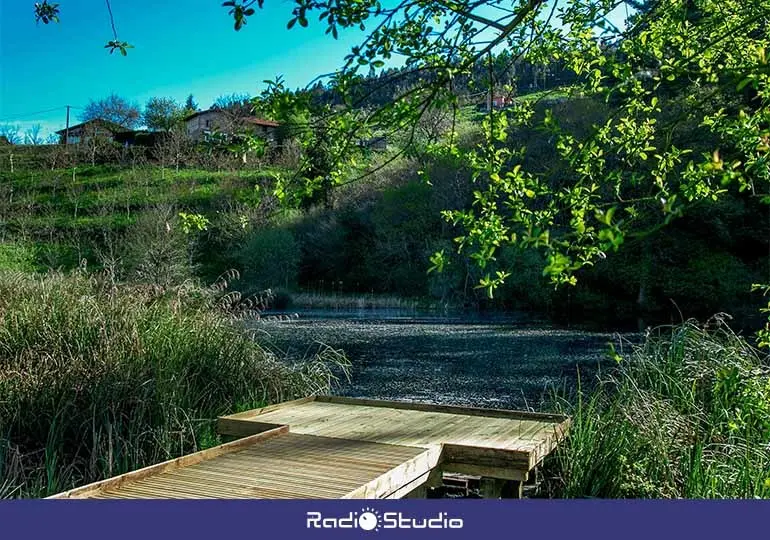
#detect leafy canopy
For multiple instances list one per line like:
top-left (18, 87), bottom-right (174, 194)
top-left (143, 97), bottom-right (186, 131)
top-left (80, 93), bottom-right (142, 129)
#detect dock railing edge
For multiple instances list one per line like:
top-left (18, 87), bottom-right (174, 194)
top-left (46, 426), bottom-right (290, 499)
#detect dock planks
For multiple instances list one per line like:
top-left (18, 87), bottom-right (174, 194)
top-left (51, 430), bottom-right (429, 499)
top-left (51, 396), bottom-right (569, 499)
top-left (218, 396), bottom-right (568, 471)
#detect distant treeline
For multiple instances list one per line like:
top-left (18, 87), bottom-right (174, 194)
top-left (305, 51), bottom-right (578, 109)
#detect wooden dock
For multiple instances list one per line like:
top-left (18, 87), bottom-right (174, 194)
top-left (50, 396), bottom-right (569, 499)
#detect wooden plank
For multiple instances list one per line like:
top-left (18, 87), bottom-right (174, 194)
top-left (219, 396), bottom-right (317, 421)
top-left (273, 406), bottom-right (387, 439)
top-left (229, 433), bottom-right (421, 461)
top-left (145, 470), bottom-right (349, 499)
top-left (316, 395), bottom-right (568, 423)
top-left (168, 464), bottom-right (356, 495)
top-left (169, 467), bottom-right (364, 494)
top-left (196, 452), bottom-right (408, 481)
top-left (441, 462), bottom-right (528, 482)
top-left (390, 471), bottom-right (431, 499)
top-left (441, 443), bottom-right (533, 471)
top-left (437, 416), bottom-right (514, 447)
top-left (380, 411), bottom-right (463, 447)
top-left (342, 445), bottom-right (443, 499)
top-left (47, 426), bottom-right (289, 499)
top-left (401, 413), bottom-right (478, 447)
top-left (218, 402), bottom-right (353, 439)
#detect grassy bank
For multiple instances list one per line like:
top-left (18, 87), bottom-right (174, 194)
top-left (543, 317), bottom-right (770, 498)
top-left (0, 270), bottom-right (349, 498)
top-left (287, 290), bottom-right (451, 312)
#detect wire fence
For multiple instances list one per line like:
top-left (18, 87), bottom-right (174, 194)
top-left (0, 144), bottom-right (151, 173)
top-left (0, 141), bottom-right (290, 174)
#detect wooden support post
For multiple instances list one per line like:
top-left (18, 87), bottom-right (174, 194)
top-left (480, 478), bottom-right (524, 499)
top-left (500, 480), bottom-right (524, 499)
top-left (525, 466), bottom-right (538, 485)
top-left (480, 478), bottom-right (504, 499)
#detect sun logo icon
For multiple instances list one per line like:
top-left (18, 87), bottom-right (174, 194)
top-left (357, 507), bottom-right (382, 532)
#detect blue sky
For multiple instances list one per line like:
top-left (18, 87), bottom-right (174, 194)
top-left (0, 1), bottom-right (367, 137)
top-left (0, 1), bottom-right (631, 138)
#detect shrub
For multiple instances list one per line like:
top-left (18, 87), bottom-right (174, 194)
top-left (120, 206), bottom-right (193, 287)
top-left (0, 243), bottom-right (38, 272)
top-left (238, 226), bottom-right (301, 290)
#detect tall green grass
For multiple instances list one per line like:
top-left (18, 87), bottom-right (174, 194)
top-left (0, 270), bottom-right (349, 498)
top-left (545, 316), bottom-right (770, 498)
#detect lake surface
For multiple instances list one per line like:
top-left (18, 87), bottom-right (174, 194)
top-left (256, 309), bottom-right (621, 410)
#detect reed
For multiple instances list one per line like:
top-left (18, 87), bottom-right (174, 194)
top-left (544, 316), bottom-right (770, 498)
top-left (0, 270), bottom-right (349, 498)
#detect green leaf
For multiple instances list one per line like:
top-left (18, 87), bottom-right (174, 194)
top-left (736, 77), bottom-right (754, 91)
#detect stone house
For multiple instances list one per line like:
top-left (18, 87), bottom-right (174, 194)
top-left (55, 119), bottom-right (126, 145)
top-left (184, 109), bottom-right (279, 142)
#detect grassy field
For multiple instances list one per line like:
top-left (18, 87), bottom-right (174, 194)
top-left (1, 165), bottom-right (281, 236)
top-left (0, 164), bottom-right (283, 277)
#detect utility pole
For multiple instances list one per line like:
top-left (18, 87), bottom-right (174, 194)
top-left (64, 105), bottom-right (71, 145)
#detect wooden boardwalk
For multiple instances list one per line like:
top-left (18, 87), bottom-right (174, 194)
top-left (50, 396), bottom-right (569, 499)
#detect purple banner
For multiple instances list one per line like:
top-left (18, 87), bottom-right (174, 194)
top-left (0, 500), bottom-right (767, 539)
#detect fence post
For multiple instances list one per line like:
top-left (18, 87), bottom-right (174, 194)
top-left (9, 153), bottom-right (13, 173)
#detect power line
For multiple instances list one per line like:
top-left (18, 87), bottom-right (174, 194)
top-left (0, 106), bottom-right (71, 123)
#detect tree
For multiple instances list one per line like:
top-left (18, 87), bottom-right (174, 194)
top-left (184, 94), bottom-right (199, 113)
top-left (0, 125), bottom-right (22, 145)
top-left (24, 124), bottom-right (44, 145)
top-left (433, 0), bottom-right (770, 294)
top-left (212, 93), bottom-right (252, 116)
top-left (153, 127), bottom-right (193, 174)
top-left (143, 97), bottom-right (184, 131)
top-left (81, 94), bottom-right (141, 129)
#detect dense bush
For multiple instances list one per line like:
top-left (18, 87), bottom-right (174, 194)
top-left (119, 206), bottom-right (193, 286)
top-left (238, 226), bottom-right (301, 290)
top-left (0, 243), bottom-right (38, 272)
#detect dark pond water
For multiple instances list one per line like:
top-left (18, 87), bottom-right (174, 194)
top-left (255, 309), bottom-right (622, 410)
